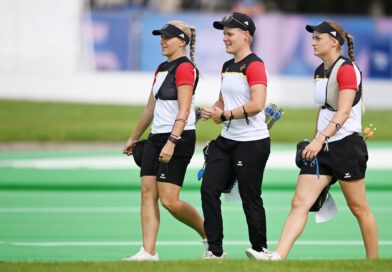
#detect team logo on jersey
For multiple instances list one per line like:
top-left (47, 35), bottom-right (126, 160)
top-left (240, 64), bottom-right (246, 72)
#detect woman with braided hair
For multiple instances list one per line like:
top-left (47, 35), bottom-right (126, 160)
top-left (259, 20), bottom-right (378, 261)
top-left (122, 21), bottom-right (206, 261)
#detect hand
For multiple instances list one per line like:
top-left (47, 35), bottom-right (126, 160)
top-left (159, 141), bottom-right (175, 164)
top-left (302, 137), bottom-right (323, 161)
top-left (201, 107), bottom-right (213, 120)
top-left (123, 138), bottom-right (137, 156)
top-left (211, 107), bottom-right (224, 124)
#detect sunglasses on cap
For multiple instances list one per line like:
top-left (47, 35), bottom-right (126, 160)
top-left (152, 24), bottom-right (190, 44)
top-left (222, 14), bottom-right (248, 30)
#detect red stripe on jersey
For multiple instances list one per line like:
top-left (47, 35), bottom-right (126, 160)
top-left (175, 62), bottom-right (195, 87)
top-left (337, 63), bottom-right (357, 91)
top-left (246, 61), bottom-right (268, 87)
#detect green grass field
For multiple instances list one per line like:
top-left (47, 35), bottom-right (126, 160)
top-left (1, 99), bottom-right (391, 271)
top-left (1, 99), bottom-right (391, 142)
top-left (1, 259), bottom-right (392, 272)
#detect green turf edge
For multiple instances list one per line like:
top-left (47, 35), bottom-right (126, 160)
top-left (0, 259), bottom-right (391, 272)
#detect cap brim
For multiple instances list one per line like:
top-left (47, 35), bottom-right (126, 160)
top-left (213, 20), bottom-right (250, 33)
top-left (213, 21), bottom-right (224, 30)
top-left (305, 25), bottom-right (317, 33)
top-left (305, 23), bottom-right (330, 34)
top-left (152, 29), bottom-right (176, 38)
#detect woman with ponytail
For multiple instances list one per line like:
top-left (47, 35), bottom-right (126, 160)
top-left (258, 20), bottom-right (378, 261)
top-left (123, 21), bottom-right (206, 261)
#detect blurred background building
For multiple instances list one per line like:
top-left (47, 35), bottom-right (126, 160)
top-left (1, 0), bottom-right (391, 106)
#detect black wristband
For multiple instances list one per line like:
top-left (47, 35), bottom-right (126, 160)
top-left (220, 111), bottom-right (227, 122)
top-left (168, 135), bottom-right (180, 145)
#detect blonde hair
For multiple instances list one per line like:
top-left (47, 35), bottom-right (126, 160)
top-left (168, 20), bottom-right (197, 65)
top-left (325, 20), bottom-right (355, 62)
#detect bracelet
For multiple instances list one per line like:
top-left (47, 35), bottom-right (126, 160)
top-left (220, 111), bottom-right (227, 122)
top-left (170, 133), bottom-right (180, 138)
top-left (175, 118), bottom-right (187, 124)
top-left (329, 120), bottom-right (341, 131)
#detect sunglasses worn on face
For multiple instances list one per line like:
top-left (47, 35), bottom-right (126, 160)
top-left (222, 14), bottom-right (248, 30)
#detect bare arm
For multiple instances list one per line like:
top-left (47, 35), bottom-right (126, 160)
top-left (171, 84), bottom-right (193, 137)
top-left (123, 91), bottom-right (156, 155)
top-left (304, 89), bottom-right (356, 161)
top-left (159, 84), bottom-right (193, 163)
top-left (313, 108), bottom-right (321, 138)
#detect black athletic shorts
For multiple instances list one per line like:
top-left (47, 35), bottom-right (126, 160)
top-left (300, 133), bottom-right (368, 184)
top-left (140, 130), bottom-right (195, 187)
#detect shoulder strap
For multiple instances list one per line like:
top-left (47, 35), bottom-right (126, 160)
top-left (325, 58), bottom-right (346, 111)
top-left (155, 57), bottom-right (198, 100)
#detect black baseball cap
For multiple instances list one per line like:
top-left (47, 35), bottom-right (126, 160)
top-left (213, 12), bottom-right (256, 36)
top-left (152, 24), bottom-right (190, 44)
top-left (306, 21), bottom-right (345, 45)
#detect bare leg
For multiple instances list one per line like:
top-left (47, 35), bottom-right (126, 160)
top-left (275, 174), bottom-right (331, 259)
top-left (140, 176), bottom-right (160, 255)
top-left (339, 179), bottom-right (378, 259)
top-left (158, 182), bottom-right (206, 239)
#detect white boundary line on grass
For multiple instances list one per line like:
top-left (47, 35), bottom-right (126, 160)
top-left (0, 206), bottom-right (392, 213)
top-left (7, 240), bottom-right (392, 247)
top-left (0, 148), bottom-right (391, 169)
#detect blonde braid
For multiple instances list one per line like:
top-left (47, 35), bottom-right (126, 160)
top-left (345, 33), bottom-right (355, 62)
top-left (189, 26), bottom-right (196, 65)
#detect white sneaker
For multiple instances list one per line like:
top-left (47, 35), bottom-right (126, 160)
top-left (246, 248), bottom-right (282, 261)
top-left (122, 247), bottom-right (159, 261)
top-left (268, 251), bottom-right (282, 261)
top-left (203, 250), bottom-right (226, 259)
top-left (245, 248), bottom-right (271, 260)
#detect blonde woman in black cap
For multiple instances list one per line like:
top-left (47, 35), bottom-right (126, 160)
top-left (260, 20), bottom-right (378, 261)
top-left (200, 12), bottom-right (271, 259)
top-left (122, 21), bottom-right (206, 261)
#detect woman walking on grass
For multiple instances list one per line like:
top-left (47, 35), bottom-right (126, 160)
top-left (259, 20), bottom-right (378, 261)
top-left (123, 21), bottom-right (206, 261)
